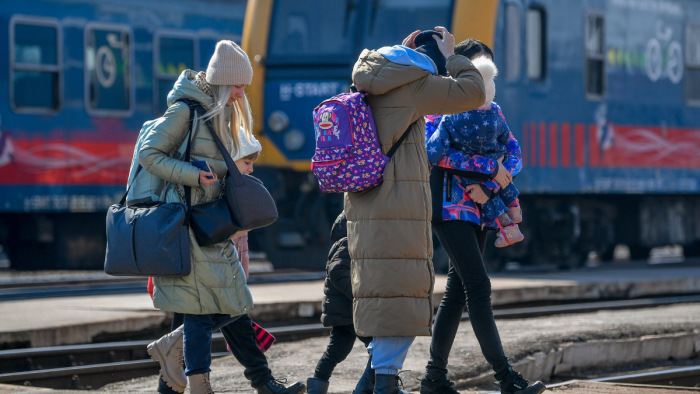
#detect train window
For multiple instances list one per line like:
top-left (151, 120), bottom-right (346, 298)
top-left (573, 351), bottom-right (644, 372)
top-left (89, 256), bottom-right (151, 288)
top-left (10, 17), bottom-right (61, 112)
top-left (85, 25), bottom-right (132, 116)
top-left (505, 3), bottom-right (521, 81)
top-left (155, 34), bottom-right (197, 115)
top-left (685, 24), bottom-right (700, 105)
top-left (267, 0), bottom-right (360, 63)
top-left (362, 0), bottom-right (452, 50)
top-left (585, 12), bottom-right (605, 98)
top-left (526, 7), bottom-right (546, 81)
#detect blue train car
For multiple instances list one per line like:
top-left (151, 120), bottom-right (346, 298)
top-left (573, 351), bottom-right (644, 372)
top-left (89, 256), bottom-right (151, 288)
top-left (1, 0), bottom-right (698, 271)
top-left (487, 0), bottom-right (700, 267)
top-left (242, 0), bottom-right (700, 270)
top-left (0, 0), bottom-right (246, 269)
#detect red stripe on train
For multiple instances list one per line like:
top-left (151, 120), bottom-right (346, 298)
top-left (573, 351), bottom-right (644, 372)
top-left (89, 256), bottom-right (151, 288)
top-left (589, 124), bottom-right (600, 167)
top-left (521, 122), bottom-right (700, 169)
top-left (549, 123), bottom-right (558, 167)
top-left (561, 123), bottom-right (571, 167)
top-left (0, 140), bottom-right (132, 185)
top-left (530, 121), bottom-right (537, 167)
top-left (539, 122), bottom-right (546, 167)
top-left (574, 123), bottom-right (585, 167)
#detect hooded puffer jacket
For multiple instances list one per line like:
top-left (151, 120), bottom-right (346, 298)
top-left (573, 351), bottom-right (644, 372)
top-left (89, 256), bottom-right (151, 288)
top-left (346, 48), bottom-right (485, 337)
top-left (130, 69), bottom-right (253, 316)
top-left (320, 213), bottom-right (353, 327)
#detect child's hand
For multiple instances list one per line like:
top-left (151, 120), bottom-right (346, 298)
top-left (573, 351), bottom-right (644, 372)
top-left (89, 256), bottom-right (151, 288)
top-left (466, 184), bottom-right (489, 204)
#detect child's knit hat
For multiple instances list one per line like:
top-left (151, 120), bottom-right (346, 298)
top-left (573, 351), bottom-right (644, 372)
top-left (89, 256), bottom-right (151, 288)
top-left (233, 127), bottom-right (262, 161)
top-left (471, 56), bottom-right (498, 109)
top-left (206, 40), bottom-right (253, 86)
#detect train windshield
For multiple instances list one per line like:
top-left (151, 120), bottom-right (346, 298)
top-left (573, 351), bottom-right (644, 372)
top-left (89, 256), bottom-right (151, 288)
top-left (361, 0), bottom-right (452, 51)
top-left (267, 0), bottom-right (361, 64)
top-left (267, 0), bottom-right (453, 65)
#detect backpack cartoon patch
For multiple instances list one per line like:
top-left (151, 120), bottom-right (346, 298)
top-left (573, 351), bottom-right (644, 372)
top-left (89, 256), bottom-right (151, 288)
top-left (311, 92), bottom-right (389, 193)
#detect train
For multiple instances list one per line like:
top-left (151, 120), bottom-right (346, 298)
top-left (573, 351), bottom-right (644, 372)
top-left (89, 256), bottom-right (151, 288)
top-left (0, 0), bottom-right (247, 269)
top-left (1, 0), bottom-right (699, 271)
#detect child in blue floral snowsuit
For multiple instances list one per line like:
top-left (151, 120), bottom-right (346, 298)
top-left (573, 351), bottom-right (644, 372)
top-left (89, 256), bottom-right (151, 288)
top-left (426, 56), bottom-right (524, 247)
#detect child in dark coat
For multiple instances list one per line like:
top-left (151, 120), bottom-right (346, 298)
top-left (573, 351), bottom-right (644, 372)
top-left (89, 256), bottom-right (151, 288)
top-left (306, 212), bottom-right (374, 394)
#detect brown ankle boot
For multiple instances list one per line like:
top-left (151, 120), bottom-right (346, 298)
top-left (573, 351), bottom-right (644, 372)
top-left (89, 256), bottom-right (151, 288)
top-left (147, 325), bottom-right (186, 392)
top-left (188, 372), bottom-right (214, 394)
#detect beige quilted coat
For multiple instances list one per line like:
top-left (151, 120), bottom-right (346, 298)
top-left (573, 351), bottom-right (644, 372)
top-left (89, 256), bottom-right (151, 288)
top-left (346, 49), bottom-right (485, 337)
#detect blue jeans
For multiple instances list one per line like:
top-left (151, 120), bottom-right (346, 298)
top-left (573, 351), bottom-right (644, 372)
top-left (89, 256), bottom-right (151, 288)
top-left (172, 313), bottom-right (272, 386)
top-left (184, 313), bottom-right (240, 375)
top-left (367, 336), bottom-right (415, 375)
top-left (481, 183), bottom-right (519, 222)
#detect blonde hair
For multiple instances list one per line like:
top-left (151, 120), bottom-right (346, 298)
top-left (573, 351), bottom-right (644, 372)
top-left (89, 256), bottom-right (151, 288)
top-left (201, 85), bottom-right (254, 155)
top-left (230, 93), bottom-right (254, 157)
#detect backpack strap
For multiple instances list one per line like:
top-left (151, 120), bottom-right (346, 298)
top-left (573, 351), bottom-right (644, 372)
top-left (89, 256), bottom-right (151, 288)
top-left (386, 121), bottom-right (416, 159)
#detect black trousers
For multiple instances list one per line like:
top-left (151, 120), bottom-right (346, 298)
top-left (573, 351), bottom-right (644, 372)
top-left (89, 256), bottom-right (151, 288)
top-left (314, 324), bottom-right (372, 381)
top-left (426, 220), bottom-right (510, 379)
top-left (171, 312), bottom-right (271, 387)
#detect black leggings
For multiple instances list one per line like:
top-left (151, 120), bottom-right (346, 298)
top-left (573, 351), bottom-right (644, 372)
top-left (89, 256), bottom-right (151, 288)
top-left (426, 220), bottom-right (510, 379)
top-left (314, 324), bottom-right (372, 381)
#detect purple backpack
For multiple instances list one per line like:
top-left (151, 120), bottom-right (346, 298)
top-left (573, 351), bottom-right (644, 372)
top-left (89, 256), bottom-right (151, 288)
top-left (311, 92), bottom-right (411, 193)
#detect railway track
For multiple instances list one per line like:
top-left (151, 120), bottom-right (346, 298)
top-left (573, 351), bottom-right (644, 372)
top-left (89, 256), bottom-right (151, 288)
top-left (1, 295), bottom-right (700, 390)
top-left (0, 324), bottom-right (328, 390)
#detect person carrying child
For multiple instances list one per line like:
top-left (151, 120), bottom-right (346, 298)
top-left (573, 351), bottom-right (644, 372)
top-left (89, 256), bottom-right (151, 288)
top-left (420, 38), bottom-right (545, 394)
top-left (306, 211), bottom-right (374, 394)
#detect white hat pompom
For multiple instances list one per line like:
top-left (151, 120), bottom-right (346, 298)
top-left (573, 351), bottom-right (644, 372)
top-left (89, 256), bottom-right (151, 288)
top-left (472, 56), bottom-right (498, 108)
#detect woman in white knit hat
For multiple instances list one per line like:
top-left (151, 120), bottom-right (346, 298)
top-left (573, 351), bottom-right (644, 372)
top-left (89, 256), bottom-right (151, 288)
top-left (130, 40), bottom-right (303, 394)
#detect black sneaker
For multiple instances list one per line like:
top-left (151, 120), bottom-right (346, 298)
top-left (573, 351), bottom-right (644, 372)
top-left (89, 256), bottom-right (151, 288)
top-left (255, 377), bottom-right (306, 394)
top-left (497, 367), bottom-right (546, 394)
top-left (420, 374), bottom-right (459, 394)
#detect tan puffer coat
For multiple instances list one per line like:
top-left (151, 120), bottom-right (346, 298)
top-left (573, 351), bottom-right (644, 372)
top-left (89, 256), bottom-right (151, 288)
top-left (346, 49), bottom-right (485, 337)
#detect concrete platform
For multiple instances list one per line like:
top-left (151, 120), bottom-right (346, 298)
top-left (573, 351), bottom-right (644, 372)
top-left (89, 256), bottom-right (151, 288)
top-left (105, 301), bottom-right (700, 393)
top-left (1, 262), bottom-right (699, 392)
top-left (2, 262), bottom-right (700, 348)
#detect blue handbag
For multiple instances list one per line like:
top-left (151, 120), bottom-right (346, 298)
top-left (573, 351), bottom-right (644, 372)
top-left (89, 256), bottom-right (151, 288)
top-left (104, 101), bottom-right (199, 277)
top-left (104, 188), bottom-right (191, 277)
top-left (104, 101), bottom-right (197, 277)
